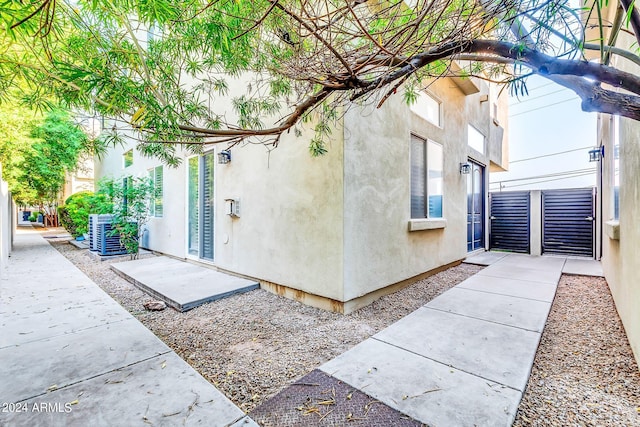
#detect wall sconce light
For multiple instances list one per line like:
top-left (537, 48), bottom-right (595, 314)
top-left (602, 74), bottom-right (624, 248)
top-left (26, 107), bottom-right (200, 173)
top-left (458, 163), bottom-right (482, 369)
top-left (218, 150), bottom-right (231, 164)
top-left (588, 146), bottom-right (604, 162)
top-left (460, 162), bottom-right (472, 175)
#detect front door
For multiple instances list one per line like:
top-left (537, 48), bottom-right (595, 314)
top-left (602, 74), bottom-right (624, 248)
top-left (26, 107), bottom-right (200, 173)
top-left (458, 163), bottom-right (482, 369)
top-left (467, 161), bottom-right (485, 252)
top-left (187, 152), bottom-right (215, 261)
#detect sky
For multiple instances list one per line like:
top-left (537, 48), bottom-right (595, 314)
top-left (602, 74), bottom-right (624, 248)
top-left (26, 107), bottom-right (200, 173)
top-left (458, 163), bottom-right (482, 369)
top-left (490, 75), bottom-right (599, 192)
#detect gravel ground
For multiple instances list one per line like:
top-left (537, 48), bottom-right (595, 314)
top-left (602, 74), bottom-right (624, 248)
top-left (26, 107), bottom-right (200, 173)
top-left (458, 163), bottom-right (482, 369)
top-left (514, 274), bottom-right (640, 426)
top-left (48, 236), bottom-right (640, 425)
top-left (49, 239), bottom-right (481, 413)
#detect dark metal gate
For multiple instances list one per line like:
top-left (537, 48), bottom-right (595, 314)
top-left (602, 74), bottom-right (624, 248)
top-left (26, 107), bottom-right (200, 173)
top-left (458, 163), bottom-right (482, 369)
top-left (542, 188), bottom-right (594, 257)
top-left (489, 191), bottom-right (530, 253)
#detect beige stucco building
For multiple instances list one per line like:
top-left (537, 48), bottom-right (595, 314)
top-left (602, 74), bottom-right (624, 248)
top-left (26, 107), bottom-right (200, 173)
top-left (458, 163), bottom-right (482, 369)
top-left (584, 1), bottom-right (640, 367)
top-left (96, 75), bottom-right (508, 313)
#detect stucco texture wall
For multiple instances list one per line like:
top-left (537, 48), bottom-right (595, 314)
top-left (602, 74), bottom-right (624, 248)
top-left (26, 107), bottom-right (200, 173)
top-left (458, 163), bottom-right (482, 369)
top-left (214, 124), bottom-right (345, 301)
top-left (598, 29), bottom-right (640, 366)
top-left (94, 131), bottom-right (187, 259)
top-left (95, 74), bottom-right (504, 310)
top-left (342, 78), bottom-right (495, 301)
top-left (0, 163), bottom-right (13, 278)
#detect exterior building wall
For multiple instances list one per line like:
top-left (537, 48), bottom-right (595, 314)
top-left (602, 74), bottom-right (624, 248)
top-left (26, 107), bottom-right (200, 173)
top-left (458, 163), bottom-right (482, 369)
top-left (0, 163), bottom-right (13, 279)
top-left (95, 75), bottom-right (506, 312)
top-left (62, 156), bottom-right (95, 202)
top-left (342, 77), bottom-right (504, 306)
top-left (213, 122), bottom-right (345, 302)
top-left (592, 26), bottom-right (640, 366)
top-left (94, 132), bottom-right (188, 259)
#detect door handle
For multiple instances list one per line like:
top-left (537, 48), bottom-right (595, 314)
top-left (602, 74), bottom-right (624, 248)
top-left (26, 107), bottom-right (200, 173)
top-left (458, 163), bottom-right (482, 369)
top-left (490, 216), bottom-right (496, 220)
top-left (585, 216), bottom-right (594, 221)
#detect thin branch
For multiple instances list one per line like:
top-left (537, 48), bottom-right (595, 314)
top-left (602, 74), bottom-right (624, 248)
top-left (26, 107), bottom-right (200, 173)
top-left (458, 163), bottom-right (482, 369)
top-left (619, 0), bottom-right (640, 48)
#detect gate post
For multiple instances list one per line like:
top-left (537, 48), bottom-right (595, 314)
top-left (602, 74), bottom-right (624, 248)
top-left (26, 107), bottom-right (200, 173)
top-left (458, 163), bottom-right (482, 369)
top-left (530, 190), bottom-right (542, 256)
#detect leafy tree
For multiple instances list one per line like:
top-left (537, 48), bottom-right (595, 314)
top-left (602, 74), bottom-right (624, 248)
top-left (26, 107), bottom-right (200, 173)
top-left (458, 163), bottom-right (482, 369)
top-left (0, 0), bottom-right (638, 162)
top-left (18, 109), bottom-right (92, 224)
top-left (0, 102), bottom-right (42, 206)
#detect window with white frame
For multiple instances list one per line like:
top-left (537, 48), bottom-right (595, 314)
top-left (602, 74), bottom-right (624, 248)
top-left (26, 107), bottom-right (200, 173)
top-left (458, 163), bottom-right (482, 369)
top-left (410, 91), bottom-right (441, 127)
top-left (468, 125), bottom-right (485, 154)
top-left (149, 165), bottom-right (163, 217)
top-left (411, 134), bottom-right (444, 218)
top-left (612, 115), bottom-right (620, 220)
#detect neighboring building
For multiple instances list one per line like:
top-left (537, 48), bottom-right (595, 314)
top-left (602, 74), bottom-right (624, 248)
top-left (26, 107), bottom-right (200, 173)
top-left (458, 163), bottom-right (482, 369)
top-left (585, 1), bottom-right (640, 366)
top-left (96, 74), bottom-right (508, 313)
top-left (61, 156), bottom-right (95, 202)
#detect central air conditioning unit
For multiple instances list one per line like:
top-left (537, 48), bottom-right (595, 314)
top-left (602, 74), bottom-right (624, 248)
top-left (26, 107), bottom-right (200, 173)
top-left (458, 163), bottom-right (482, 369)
top-left (88, 214), bottom-right (114, 251)
top-left (88, 214), bottom-right (137, 256)
top-left (96, 222), bottom-right (130, 256)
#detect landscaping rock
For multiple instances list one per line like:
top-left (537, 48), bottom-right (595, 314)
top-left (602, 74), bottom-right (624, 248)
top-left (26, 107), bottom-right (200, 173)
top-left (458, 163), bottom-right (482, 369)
top-left (143, 300), bottom-right (167, 311)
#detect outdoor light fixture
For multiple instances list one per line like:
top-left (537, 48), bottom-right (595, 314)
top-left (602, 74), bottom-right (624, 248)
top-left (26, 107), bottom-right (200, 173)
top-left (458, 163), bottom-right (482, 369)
top-left (460, 162), bottom-right (472, 175)
top-left (588, 146), bottom-right (604, 162)
top-left (218, 150), bottom-right (231, 164)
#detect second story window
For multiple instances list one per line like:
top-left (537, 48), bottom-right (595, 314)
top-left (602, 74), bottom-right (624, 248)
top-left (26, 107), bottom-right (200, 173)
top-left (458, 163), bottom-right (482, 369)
top-left (468, 125), bottom-right (485, 154)
top-left (410, 91), bottom-right (441, 127)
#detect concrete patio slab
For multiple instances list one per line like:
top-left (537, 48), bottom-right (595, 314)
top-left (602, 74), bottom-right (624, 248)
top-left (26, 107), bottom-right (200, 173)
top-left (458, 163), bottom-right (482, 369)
top-left (112, 256), bottom-right (259, 311)
top-left (477, 263), bottom-right (562, 284)
top-left (563, 258), bottom-right (604, 277)
top-left (0, 318), bottom-right (171, 402)
top-left (1, 352), bottom-right (251, 427)
top-left (456, 274), bottom-right (557, 303)
top-left (373, 307), bottom-right (541, 391)
top-left (427, 287), bottom-right (552, 332)
top-left (320, 339), bottom-right (521, 427)
top-left (463, 251), bottom-right (508, 266)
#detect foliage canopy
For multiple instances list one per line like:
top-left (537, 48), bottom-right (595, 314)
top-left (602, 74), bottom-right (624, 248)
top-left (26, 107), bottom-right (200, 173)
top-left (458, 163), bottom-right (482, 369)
top-left (1, 0), bottom-right (639, 163)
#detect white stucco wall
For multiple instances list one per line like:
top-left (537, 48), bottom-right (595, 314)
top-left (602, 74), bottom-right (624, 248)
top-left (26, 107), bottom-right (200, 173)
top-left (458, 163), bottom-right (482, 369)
top-left (342, 78), bottom-right (497, 300)
top-left (94, 133), bottom-right (187, 259)
top-left (0, 163), bottom-right (12, 279)
top-left (214, 125), bottom-right (345, 301)
top-left (95, 75), bottom-right (504, 308)
top-left (597, 28), bottom-right (640, 366)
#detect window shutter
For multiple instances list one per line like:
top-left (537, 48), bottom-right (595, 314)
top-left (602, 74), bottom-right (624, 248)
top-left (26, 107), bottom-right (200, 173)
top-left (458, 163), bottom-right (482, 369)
top-left (154, 166), bottom-right (163, 217)
top-left (201, 154), bottom-right (215, 260)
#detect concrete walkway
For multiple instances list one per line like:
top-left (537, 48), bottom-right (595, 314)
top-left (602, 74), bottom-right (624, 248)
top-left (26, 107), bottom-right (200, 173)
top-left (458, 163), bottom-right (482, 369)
top-left (319, 252), bottom-right (569, 426)
top-left (0, 227), bottom-right (257, 427)
top-left (2, 227), bottom-right (602, 426)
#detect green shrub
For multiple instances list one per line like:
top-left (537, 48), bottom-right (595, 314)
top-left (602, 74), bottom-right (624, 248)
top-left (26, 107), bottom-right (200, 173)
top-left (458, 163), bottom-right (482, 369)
top-left (58, 191), bottom-right (113, 237)
top-left (28, 214), bottom-right (36, 222)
